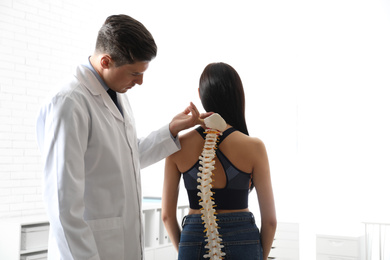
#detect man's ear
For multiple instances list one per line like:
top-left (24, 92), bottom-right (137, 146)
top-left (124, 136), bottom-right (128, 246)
top-left (100, 55), bottom-right (112, 69)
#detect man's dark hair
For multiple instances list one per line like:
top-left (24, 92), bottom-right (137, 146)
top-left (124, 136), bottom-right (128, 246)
top-left (95, 14), bottom-right (157, 66)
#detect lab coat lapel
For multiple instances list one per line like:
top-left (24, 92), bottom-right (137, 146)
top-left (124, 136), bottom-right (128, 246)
top-left (118, 94), bottom-right (134, 126)
top-left (101, 93), bottom-right (124, 121)
top-left (118, 93), bottom-right (138, 155)
top-left (76, 65), bottom-right (124, 122)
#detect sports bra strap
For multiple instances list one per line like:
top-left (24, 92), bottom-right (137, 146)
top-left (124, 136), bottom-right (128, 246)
top-left (195, 126), bottom-right (236, 143)
top-left (195, 126), bottom-right (205, 138)
top-left (219, 127), bottom-right (236, 143)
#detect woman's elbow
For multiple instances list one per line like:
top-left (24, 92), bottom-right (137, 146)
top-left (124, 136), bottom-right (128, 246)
top-left (263, 216), bottom-right (277, 230)
top-left (161, 211), bottom-right (175, 224)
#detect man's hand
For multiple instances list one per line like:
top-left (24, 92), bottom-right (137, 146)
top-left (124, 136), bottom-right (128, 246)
top-left (169, 102), bottom-right (213, 138)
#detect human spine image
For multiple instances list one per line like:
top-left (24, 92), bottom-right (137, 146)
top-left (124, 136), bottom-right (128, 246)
top-left (197, 114), bottom-right (227, 259)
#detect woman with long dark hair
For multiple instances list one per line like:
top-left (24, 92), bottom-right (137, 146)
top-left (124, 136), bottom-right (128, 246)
top-left (162, 62), bottom-right (276, 260)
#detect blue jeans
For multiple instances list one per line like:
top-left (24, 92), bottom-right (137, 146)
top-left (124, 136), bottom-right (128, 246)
top-left (178, 212), bottom-right (263, 260)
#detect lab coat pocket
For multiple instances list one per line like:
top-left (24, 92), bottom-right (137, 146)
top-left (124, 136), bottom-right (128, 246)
top-left (87, 217), bottom-right (124, 260)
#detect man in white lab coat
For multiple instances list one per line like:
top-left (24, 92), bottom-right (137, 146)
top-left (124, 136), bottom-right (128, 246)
top-left (36, 14), bottom-right (208, 260)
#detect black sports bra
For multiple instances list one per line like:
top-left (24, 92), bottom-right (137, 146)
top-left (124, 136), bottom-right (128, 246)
top-left (182, 126), bottom-right (252, 210)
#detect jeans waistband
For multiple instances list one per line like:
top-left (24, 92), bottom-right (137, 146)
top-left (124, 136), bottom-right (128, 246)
top-left (182, 212), bottom-right (255, 226)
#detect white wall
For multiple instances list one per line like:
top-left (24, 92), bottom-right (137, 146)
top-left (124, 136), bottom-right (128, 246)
top-left (0, 0), bottom-right (91, 217)
top-left (1, 0), bottom-right (390, 258)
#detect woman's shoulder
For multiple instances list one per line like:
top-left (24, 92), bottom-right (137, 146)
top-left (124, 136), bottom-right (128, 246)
top-left (225, 130), bottom-right (267, 160)
top-left (231, 130), bottom-right (265, 148)
top-left (167, 128), bottom-right (205, 172)
top-left (178, 128), bottom-right (202, 144)
top-left (169, 128), bottom-right (203, 158)
top-left (217, 130), bottom-right (266, 173)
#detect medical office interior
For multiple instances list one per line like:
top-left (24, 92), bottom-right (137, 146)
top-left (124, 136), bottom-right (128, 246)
top-left (1, 0), bottom-right (390, 259)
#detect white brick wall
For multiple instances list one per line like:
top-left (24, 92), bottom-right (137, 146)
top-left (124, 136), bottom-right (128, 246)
top-left (0, 0), bottom-right (100, 218)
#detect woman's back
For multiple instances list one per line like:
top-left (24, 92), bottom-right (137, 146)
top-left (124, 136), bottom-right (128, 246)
top-left (170, 125), bottom-right (265, 214)
top-left (164, 124), bottom-right (273, 259)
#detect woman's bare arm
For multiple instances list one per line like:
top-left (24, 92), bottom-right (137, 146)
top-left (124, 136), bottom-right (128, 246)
top-left (162, 155), bottom-right (182, 252)
top-left (252, 139), bottom-right (277, 259)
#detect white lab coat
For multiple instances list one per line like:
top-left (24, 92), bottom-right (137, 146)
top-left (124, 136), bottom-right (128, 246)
top-left (36, 64), bottom-right (180, 260)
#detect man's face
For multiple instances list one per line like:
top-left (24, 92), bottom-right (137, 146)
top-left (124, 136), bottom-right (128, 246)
top-left (103, 61), bottom-right (149, 93)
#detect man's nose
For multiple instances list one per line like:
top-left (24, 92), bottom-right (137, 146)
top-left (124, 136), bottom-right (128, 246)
top-left (135, 75), bottom-right (143, 85)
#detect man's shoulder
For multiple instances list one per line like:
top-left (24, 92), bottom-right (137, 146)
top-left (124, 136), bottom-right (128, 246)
top-left (58, 76), bottom-right (84, 97)
top-left (37, 75), bottom-right (88, 117)
top-left (56, 64), bottom-right (95, 97)
top-left (46, 76), bottom-right (83, 104)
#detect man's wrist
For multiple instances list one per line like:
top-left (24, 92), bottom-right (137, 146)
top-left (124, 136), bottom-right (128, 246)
top-left (169, 122), bottom-right (179, 138)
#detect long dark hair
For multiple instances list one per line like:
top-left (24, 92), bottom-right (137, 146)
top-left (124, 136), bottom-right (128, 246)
top-left (199, 62), bottom-right (249, 135)
top-left (95, 14), bottom-right (157, 66)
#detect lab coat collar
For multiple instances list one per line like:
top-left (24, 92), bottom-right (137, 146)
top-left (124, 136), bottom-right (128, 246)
top-left (76, 64), bottom-right (124, 122)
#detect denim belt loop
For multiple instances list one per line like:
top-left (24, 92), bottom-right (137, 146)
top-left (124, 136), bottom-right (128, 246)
top-left (181, 215), bottom-right (187, 228)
